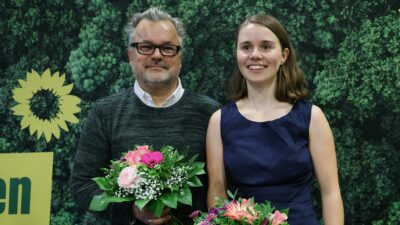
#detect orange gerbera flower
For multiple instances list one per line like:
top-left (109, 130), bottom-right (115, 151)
top-left (224, 199), bottom-right (258, 224)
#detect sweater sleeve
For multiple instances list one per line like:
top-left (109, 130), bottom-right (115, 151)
top-left (70, 102), bottom-right (132, 225)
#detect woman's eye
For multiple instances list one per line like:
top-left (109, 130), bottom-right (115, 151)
top-left (261, 45), bottom-right (271, 50)
top-left (241, 45), bottom-right (252, 51)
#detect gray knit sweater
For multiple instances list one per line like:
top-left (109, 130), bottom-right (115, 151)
top-left (71, 88), bottom-right (219, 225)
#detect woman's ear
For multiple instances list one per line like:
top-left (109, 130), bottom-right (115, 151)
top-left (281, 48), bottom-right (289, 65)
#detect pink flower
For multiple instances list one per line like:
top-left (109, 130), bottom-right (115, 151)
top-left (117, 166), bottom-right (139, 188)
top-left (189, 210), bottom-right (201, 219)
top-left (206, 212), bottom-right (217, 221)
top-left (269, 210), bottom-right (288, 225)
top-left (197, 221), bottom-right (212, 225)
top-left (136, 145), bottom-right (150, 152)
top-left (209, 207), bottom-right (218, 214)
top-left (140, 152), bottom-right (164, 168)
top-left (224, 199), bottom-right (258, 224)
top-left (124, 145), bottom-right (151, 165)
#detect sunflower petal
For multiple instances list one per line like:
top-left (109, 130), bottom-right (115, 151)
top-left (60, 104), bottom-right (81, 116)
top-left (27, 70), bottom-right (42, 91)
top-left (59, 74), bottom-right (66, 84)
top-left (52, 72), bottom-right (65, 92)
top-left (63, 113), bottom-right (79, 123)
top-left (55, 115), bottom-right (69, 131)
top-left (41, 69), bottom-right (52, 89)
top-left (36, 119), bottom-right (45, 139)
top-left (18, 79), bottom-right (28, 88)
top-left (11, 103), bottom-right (31, 116)
top-left (61, 95), bottom-right (81, 106)
top-left (12, 88), bottom-right (32, 104)
top-left (36, 131), bottom-right (42, 139)
top-left (20, 115), bottom-right (32, 129)
top-left (44, 132), bottom-right (52, 142)
top-left (60, 96), bottom-right (81, 115)
top-left (53, 71), bottom-right (60, 79)
top-left (28, 116), bottom-right (41, 135)
top-left (43, 119), bottom-right (60, 140)
top-left (42, 120), bottom-right (53, 142)
top-left (51, 119), bottom-right (60, 139)
top-left (18, 78), bottom-right (37, 94)
top-left (43, 70), bottom-right (61, 91)
top-left (56, 83), bottom-right (74, 96)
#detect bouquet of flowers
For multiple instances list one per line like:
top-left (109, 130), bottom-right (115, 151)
top-left (89, 145), bottom-right (205, 222)
top-left (190, 191), bottom-right (289, 225)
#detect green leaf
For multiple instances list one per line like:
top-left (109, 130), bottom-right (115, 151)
top-left (135, 199), bottom-right (151, 210)
top-left (227, 189), bottom-right (237, 199)
top-left (89, 193), bottom-right (134, 211)
top-left (191, 162), bottom-right (205, 175)
top-left (160, 192), bottom-right (178, 209)
top-left (93, 177), bottom-right (113, 191)
top-left (148, 199), bottom-right (165, 218)
top-left (177, 154), bottom-right (185, 161)
top-left (187, 154), bottom-right (199, 164)
top-left (187, 176), bottom-right (202, 187)
top-left (89, 193), bottom-right (110, 211)
top-left (177, 186), bottom-right (192, 206)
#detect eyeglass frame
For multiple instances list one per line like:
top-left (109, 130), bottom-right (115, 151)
top-left (130, 42), bottom-right (181, 56)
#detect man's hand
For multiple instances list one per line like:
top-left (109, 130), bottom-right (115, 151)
top-left (132, 204), bottom-right (171, 225)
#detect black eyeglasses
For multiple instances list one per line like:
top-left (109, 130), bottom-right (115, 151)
top-left (130, 42), bottom-right (181, 56)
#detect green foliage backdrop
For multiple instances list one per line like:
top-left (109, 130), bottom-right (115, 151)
top-left (1, 0), bottom-right (399, 224)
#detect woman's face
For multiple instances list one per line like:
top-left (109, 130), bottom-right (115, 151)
top-left (236, 22), bottom-right (288, 85)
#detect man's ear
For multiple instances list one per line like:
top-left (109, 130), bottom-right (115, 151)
top-left (128, 49), bottom-right (133, 60)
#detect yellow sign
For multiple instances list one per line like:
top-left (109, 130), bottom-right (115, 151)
top-left (0, 152), bottom-right (53, 225)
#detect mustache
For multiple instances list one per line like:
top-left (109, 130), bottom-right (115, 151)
top-left (145, 62), bottom-right (168, 68)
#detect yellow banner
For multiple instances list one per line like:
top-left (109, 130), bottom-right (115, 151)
top-left (0, 152), bottom-right (53, 225)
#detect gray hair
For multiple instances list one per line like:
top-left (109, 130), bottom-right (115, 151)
top-left (124, 7), bottom-right (186, 50)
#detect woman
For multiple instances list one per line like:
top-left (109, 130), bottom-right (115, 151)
top-left (206, 14), bottom-right (344, 225)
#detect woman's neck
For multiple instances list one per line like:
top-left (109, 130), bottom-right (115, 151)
top-left (245, 79), bottom-right (277, 107)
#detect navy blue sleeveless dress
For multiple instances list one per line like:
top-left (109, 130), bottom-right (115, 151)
top-left (221, 99), bottom-right (319, 225)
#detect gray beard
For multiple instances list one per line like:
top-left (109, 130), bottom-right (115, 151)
top-left (142, 71), bottom-right (172, 86)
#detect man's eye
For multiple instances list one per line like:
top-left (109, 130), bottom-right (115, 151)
top-left (139, 45), bottom-right (154, 50)
top-left (161, 46), bottom-right (175, 52)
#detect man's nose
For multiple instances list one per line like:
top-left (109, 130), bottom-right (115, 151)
top-left (151, 47), bottom-right (163, 58)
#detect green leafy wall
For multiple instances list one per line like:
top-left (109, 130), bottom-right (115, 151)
top-left (1, 0), bottom-right (399, 224)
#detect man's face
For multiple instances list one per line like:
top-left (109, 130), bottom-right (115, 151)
top-left (128, 19), bottom-right (182, 91)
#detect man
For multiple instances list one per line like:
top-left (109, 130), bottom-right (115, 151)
top-left (70, 8), bottom-right (219, 225)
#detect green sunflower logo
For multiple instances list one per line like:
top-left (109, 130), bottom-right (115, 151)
top-left (12, 69), bottom-right (81, 142)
